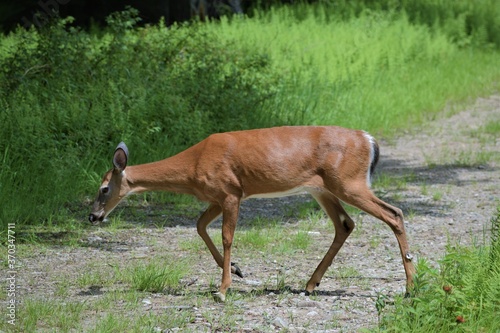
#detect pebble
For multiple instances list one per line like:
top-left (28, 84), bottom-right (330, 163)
top-left (86, 236), bottom-right (103, 244)
top-left (245, 279), bottom-right (262, 286)
top-left (273, 317), bottom-right (289, 328)
top-left (296, 300), bottom-right (321, 308)
top-left (307, 310), bottom-right (319, 317)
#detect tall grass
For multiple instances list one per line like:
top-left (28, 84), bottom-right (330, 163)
top-left (0, 10), bottom-right (277, 225)
top-left (253, 0), bottom-right (500, 49)
top-left (208, 6), bottom-right (500, 132)
top-left (0, 3), bottom-right (499, 225)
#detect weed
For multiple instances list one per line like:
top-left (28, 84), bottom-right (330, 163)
top-left (13, 299), bottom-right (85, 332)
top-left (305, 209), bottom-right (326, 228)
top-left (292, 199), bottom-right (321, 219)
top-left (89, 313), bottom-right (131, 333)
top-left (369, 235), bottom-right (383, 250)
top-left (483, 120), bottom-right (500, 135)
top-left (405, 209), bottom-right (417, 222)
top-left (432, 191), bottom-right (443, 201)
top-left (331, 266), bottom-right (363, 288)
top-left (374, 208), bottom-right (500, 332)
top-left (373, 172), bottom-right (411, 192)
top-left (421, 183), bottom-right (429, 196)
top-left (128, 258), bottom-right (190, 293)
top-left (178, 237), bottom-right (207, 253)
top-left (275, 270), bottom-right (288, 291)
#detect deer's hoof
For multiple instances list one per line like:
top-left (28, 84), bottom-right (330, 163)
top-left (231, 262), bottom-right (244, 278)
top-left (213, 291), bottom-right (226, 303)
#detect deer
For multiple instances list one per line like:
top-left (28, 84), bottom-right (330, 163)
top-left (89, 126), bottom-right (416, 302)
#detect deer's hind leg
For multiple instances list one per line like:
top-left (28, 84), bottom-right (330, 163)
top-left (333, 182), bottom-right (416, 291)
top-left (305, 192), bottom-right (356, 294)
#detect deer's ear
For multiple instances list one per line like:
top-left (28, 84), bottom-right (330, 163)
top-left (113, 142), bottom-right (128, 172)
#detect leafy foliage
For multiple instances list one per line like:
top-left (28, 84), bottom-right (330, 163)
top-left (0, 3), bottom-right (499, 225)
top-left (376, 208), bottom-right (500, 332)
top-left (0, 9), bottom-right (277, 224)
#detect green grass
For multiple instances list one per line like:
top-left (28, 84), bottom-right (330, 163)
top-left (15, 299), bottom-right (86, 333)
top-left (483, 120), bottom-right (500, 135)
top-left (373, 207), bottom-right (500, 332)
top-left (180, 217), bottom-right (312, 256)
top-left (6, 196), bottom-right (499, 332)
top-left (127, 258), bottom-right (191, 293)
top-left (10, 295), bottom-right (196, 333)
top-left (236, 219), bottom-right (312, 254)
top-left (208, 7), bottom-right (500, 134)
top-left (432, 191), bottom-right (443, 201)
top-left (1, 2), bottom-right (499, 225)
top-left (88, 311), bottom-right (194, 333)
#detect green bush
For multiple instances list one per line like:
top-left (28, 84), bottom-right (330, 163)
top-left (0, 9), bottom-right (278, 225)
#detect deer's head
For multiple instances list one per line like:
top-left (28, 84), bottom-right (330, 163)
top-left (89, 142), bottom-right (129, 224)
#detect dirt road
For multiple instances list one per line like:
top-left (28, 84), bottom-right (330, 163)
top-left (10, 96), bottom-right (500, 332)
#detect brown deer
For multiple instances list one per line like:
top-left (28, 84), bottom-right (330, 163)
top-left (89, 126), bottom-right (415, 302)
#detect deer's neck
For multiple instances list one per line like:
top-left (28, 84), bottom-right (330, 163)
top-left (126, 154), bottom-right (196, 196)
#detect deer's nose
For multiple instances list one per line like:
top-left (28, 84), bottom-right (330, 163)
top-left (88, 213), bottom-right (102, 224)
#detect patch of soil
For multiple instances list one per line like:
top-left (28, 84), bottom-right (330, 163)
top-left (10, 96), bottom-right (500, 332)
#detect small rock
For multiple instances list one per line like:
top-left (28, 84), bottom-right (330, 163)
top-left (87, 236), bottom-right (103, 244)
top-left (273, 317), bottom-right (289, 328)
top-left (245, 279), bottom-right (262, 286)
top-left (296, 300), bottom-right (321, 308)
top-left (307, 310), bottom-right (319, 317)
top-left (246, 310), bottom-right (260, 316)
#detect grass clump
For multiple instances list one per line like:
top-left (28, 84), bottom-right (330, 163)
top-left (88, 311), bottom-right (194, 333)
top-left (181, 218), bottom-right (312, 256)
top-left (12, 299), bottom-right (85, 333)
top-left (374, 207), bottom-right (500, 332)
top-left (128, 258), bottom-right (191, 293)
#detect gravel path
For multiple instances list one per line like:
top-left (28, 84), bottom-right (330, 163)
top-left (11, 95), bottom-right (500, 332)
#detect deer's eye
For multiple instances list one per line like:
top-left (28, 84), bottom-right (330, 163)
top-left (101, 186), bottom-right (109, 194)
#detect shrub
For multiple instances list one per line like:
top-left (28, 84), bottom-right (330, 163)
top-left (0, 9), bottom-right (278, 225)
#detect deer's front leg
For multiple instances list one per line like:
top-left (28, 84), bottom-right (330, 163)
top-left (197, 204), bottom-right (243, 278)
top-left (214, 196), bottom-right (240, 302)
